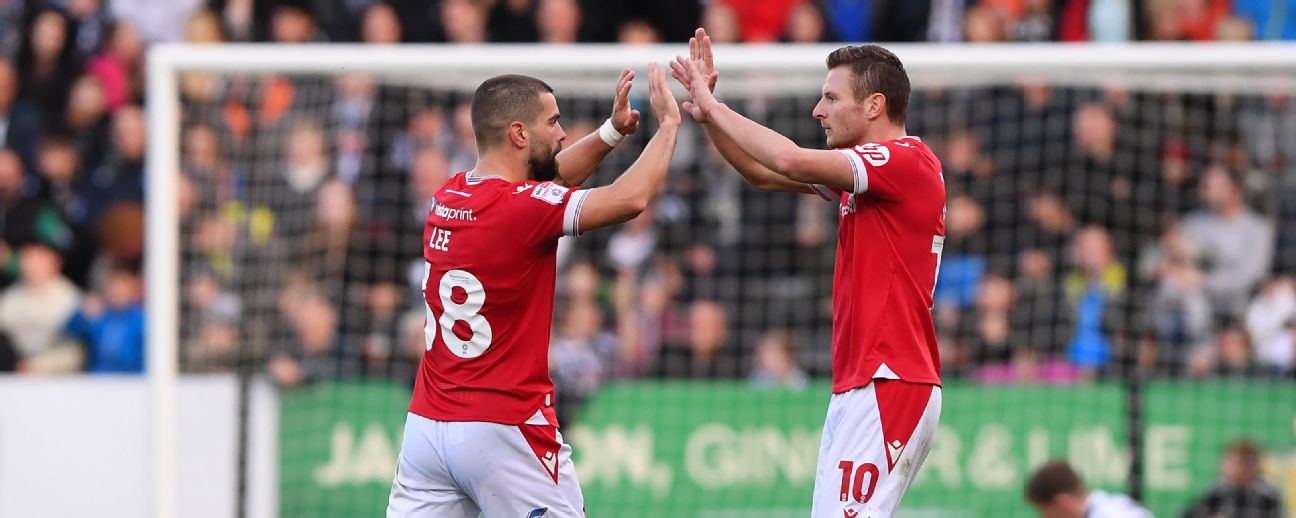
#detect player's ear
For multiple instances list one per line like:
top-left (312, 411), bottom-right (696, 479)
top-left (866, 93), bottom-right (885, 121)
top-left (508, 120), bottom-right (528, 149)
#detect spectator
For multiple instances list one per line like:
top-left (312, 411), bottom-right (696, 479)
top-left (0, 60), bottom-right (43, 172)
top-left (656, 299), bottom-right (734, 378)
top-left (617, 19), bottom-right (662, 44)
top-left (64, 264), bottom-right (144, 373)
top-left (330, 74), bottom-right (379, 186)
top-left (1011, 0), bottom-right (1055, 41)
top-left (16, 8), bottom-right (81, 128)
top-left (934, 195), bottom-right (987, 312)
top-left (0, 0), bottom-right (22, 56)
top-left (488, 0), bottom-right (539, 42)
top-left (1186, 319), bottom-right (1264, 378)
top-left (1181, 165), bottom-right (1274, 321)
top-left (1183, 440), bottom-right (1285, 518)
top-left (550, 299), bottom-right (614, 424)
top-left (65, 0), bottom-right (111, 57)
top-left (536, 0), bottom-right (581, 43)
top-left (1063, 226), bottom-right (1127, 372)
top-left (1141, 224), bottom-right (1213, 373)
top-left (86, 21), bottom-right (144, 113)
top-left (781, 2), bottom-right (831, 43)
top-left (1025, 459), bottom-right (1152, 517)
top-left (184, 9), bottom-right (226, 43)
top-left (182, 123), bottom-right (244, 210)
top-left (361, 2), bottom-right (402, 44)
top-left (0, 244), bottom-right (82, 373)
top-left (964, 5), bottom-right (1007, 42)
top-left (749, 329), bottom-right (807, 389)
top-left (1214, 15), bottom-right (1256, 40)
top-left (263, 119), bottom-right (331, 239)
top-left (107, 0), bottom-right (203, 43)
top-left (270, 2), bottom-right (322, 43)
top-left (441, 0), bottom-right (490, 43)
top-left (1013, 248), bottom-right (1069, 364)
top-left (83, 105), bottom-right (146, 226)
top-left (181, 267), bottom-right (241, 371)
top-left (62, 75), bottom-right (109, 170)
top-left (1246, 277), bottom-right (1296, 375)
top-left (1233, 0), bottom-right (1296, 40)
top-left (963, 273), bottom-right (1018, 367)
top-left (1178, 0), bottom-right (1231, 41)
top-left (389, 105), bottom-right (451, 172)
top-left (719, 0), bottom-right (800, 42)
top-left (269, 290), bottom-right (340, 386)
top-left (356, 279), bottom-right (411, 378)
top-left (701, 2), bottom-right (741, 44)
top-left (1087, 0), bottom-right (1132, 41)
top-left (606, 209), bottom-right (657, 273)
top-left (34, 134), bottom-right (96, 283)
top-left (0, 149), bottom-right (72, 287)
top-left (220, 0), bottom-right (254, 42)
top-left (824, 0), bottom-right (874, 42)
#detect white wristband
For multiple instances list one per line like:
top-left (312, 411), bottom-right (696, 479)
top-left (598, 118), bottom-right (626, 147)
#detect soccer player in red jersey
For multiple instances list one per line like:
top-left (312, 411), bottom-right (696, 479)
top-left (387, 64), bottom-right (680, 518)
top-left (672, 29), bottom-right (945, 517)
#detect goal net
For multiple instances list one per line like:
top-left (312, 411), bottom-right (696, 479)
top-left (148, 43), bottom-right (1296, 518)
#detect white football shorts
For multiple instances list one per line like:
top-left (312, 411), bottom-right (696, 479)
top-left (810, 379), bottom-right (942, 518)
top-left (387, 411), bottom-right (583, 518)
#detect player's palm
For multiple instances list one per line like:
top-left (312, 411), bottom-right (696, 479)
top-left (690, 28), bottom-right (719, 93)
top-left (669, 56), bottom-right (715, 122)
top-left (610, 67), bottom-right (641, 135)
top-left (647, 63), bottom-right (680, 125)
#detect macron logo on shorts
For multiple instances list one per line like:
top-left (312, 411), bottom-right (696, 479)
top-left (886, 440), bottom-right (907, 472)
top-left (527, 508), bottom-right (548, 518)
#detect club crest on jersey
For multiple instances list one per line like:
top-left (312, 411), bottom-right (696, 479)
top-left (854, 143), bottom-right (890, 167)
top-left (530, 182), bottom-right (568, 205)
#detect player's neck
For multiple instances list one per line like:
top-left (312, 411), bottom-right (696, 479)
top-left (473, 152), bottom-right (530, 184)
top-left (858, 124), bottom-right (907, 145)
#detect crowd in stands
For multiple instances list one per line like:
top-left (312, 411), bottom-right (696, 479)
top-left (0, 1), bottom-right (1293, 422)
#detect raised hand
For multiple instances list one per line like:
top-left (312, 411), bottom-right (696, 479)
top-left (689, 27), bottom-right (718, 93)
top-left (610, 67), bottom-right (641, 135)
top-left (647, 62), bottom-right (681, 126)
top-left (669, 54), bottom-right (718, 122)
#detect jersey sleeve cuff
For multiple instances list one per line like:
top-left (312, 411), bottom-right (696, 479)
top-left (562, 189), bottom-right (591, 237)
top-left (807, 183), bottom-right (835, 202)
top-left (837, 148), bottom-right (869, 195)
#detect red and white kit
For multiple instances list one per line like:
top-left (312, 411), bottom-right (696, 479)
top-left (387, 171), bottom-right (590, 518)
top-left (807, 136), bottom-right (946, 518)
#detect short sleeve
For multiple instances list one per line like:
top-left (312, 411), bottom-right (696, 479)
top-left (838, 141), bottom-right (936, 201)
top-left (806, 183), bottom-right (839, 202)
top-left (509, 181), bottom-right (590, 246)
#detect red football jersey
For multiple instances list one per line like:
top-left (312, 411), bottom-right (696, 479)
top-left (807, 136), bottom-right (946, 393)
top-left (408, 171), bottom-right (589, 426)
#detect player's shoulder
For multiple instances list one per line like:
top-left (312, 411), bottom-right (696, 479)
top-left (511, 180), bottom-right (574, 207)
top-left (840, 136), bottom-right (937, 169)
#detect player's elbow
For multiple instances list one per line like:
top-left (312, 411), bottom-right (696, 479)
top-left (623, 195), bottom-right (650, 217)
top-left (772, 152), bottom-right (812, 183)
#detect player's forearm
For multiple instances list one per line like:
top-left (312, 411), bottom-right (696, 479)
top-left (701, 120), bottom-right (811, 193)
top-left (704, 103), bottom-right (806, 179)
top-left (610, 122), bottom-right (679, 208)
top-left (554, 131), bottom-right (614, 187)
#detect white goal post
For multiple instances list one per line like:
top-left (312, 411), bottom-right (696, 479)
top-left (144, 42), bottom-right (1296, 518)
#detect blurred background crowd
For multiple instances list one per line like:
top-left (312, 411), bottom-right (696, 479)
top-left (0, 0), bottom-right (1293, 425)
